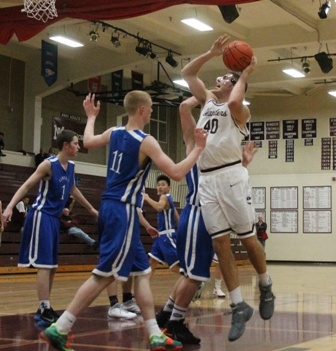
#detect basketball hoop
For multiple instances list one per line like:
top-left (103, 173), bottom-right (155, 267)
top-left (22, 0), bottom-right (58, 23)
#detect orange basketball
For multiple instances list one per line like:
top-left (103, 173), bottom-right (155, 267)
top-left (223, 40), bottom-right (253, 72)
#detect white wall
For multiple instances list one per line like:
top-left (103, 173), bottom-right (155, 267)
top-left (247, 87), bottom-right (336, 262)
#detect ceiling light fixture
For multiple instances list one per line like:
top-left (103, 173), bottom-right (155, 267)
top-left (135, 40), bottom-right (150, 56)
top-left (173, 79), bottom-right (188, 88)
top-left (181, 18), bottom-right (213, 31)
top-left (166, 51), bottom-right (179, 68)
top-left (135, 40), bottom-right (157, 59)
top-left (268, 47), bottom-right (336, 74)
top-left (89, 30), bottom-right (99, 42)
top-left (111, 32), bottom-right (121, 48)
top-left (49, 35), bottom-right (84, 48)
top-left (328, 90), bottom-right (336, 97)
top-left (149, 52), bottom-right (157, 59)
top-left (147, 44), bottom-right (157, 59)
top-left (302, 58), bottom-right (310, 74)
top-left (282, 68), bottom-right (305, 78)
top-left (318, 1), bottom-right (331, 19)
top-left (92, 21), bottom-right (181, 64)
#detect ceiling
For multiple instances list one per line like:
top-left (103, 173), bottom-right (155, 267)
top-left (1, 0), bottom-right (336, 100)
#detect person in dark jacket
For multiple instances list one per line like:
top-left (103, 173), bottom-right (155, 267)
top-left (60, 207), bottom-right (97, 248)
top-left (256, 215), bottom-right (268, 249)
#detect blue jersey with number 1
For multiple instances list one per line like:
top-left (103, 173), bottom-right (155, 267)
top-left (31, 156), bottom-right (75, 217)
top-left (18, 156), bottom-right (75, 268)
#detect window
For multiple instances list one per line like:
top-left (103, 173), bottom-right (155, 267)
top-left (150, 106), bottom-right (167, 143)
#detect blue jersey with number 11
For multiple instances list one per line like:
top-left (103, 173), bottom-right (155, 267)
top-left (102, 127), bottom-right (151, 208)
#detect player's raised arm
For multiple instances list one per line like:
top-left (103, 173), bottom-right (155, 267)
top-left (83, 93), bottom-right (112, 149)
top-left (141, 128), bottom-right (207, 181)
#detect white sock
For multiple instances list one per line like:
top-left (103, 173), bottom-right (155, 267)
top-left (170, 304), bottom-right (187, 321)
top-left (163, 296), bottom-right (175, 312)
top-left (259, 272), bottom-right (272, 286)
top-left (229, 287), bottom-right (243, 305)
top-left (145, 318), bottom-right (161, 336)
top-left (215, 279), bottom-right (222, 289)
top-left (55, 311), bottom-right (76, 333)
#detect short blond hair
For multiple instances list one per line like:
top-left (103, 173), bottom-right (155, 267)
top-left (124, 90), bottom-right (152, 115)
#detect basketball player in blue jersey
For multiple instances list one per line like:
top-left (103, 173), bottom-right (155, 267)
top-left (182, 35), bottom-right (275, 342)
top-left (144, 174), bottom-right (180, 277)
top-left (41, 91), bottom-right (207, 351)
top-left (1, 130), bottom-right (98, 326)
top-left (155, 96), bottom-right (214, 344)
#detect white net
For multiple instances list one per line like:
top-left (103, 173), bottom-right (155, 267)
top-left (22, 0), bottom-right (58, 23)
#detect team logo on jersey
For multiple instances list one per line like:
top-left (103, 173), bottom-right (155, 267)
top-left (203, 108), bottom-right (227, 117)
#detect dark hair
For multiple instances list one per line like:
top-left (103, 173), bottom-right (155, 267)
top-left (157, 174), bottom-right (170, 186)
top-left (229, 72), bottom-right (248, 92)
top-left (56, 130), bottom-right (77, 150)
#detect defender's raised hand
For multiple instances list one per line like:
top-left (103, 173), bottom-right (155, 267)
top-left (193, 127), bottom-right (208, 150)
top-left (83, 93), bottom-right (100, 119)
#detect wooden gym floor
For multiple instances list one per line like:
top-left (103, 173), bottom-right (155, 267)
top-left (0, 262), bottom-right (336, 351)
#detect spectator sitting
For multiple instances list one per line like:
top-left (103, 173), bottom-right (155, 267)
top-left (60, 207), bottom-right (97, 249)
top-left (47, 147), bottom-right (57, 157)
top-left (17, 197), bottom-right (30, 215)
top-left (34, 148), bottom-right (48, 168)
top-left (12, 197), bottom-right (30, 228)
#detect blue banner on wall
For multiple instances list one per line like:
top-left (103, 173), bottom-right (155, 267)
top-left (41, 40), bottom-right (58, 86)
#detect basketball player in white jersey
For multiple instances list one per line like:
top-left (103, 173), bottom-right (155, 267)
top-left (182, 34), bottom-right (275, 342)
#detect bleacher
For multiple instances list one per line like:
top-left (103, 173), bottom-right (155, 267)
top-left (0, 163), bottom-right (248, 274)
top-left (0, 164), bottom-right (167, 274)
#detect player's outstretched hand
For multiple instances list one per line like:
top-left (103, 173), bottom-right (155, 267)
top-left (1, 208), bottom-right (13, 227)
top-left (83, 93), bottom-right (100, 119)
top-left (194, 127), bottom-right (208, 150)
top-left (147, 226), bottom-right (159, 239)
top-left (242, 141), bottom-right (257, 167)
